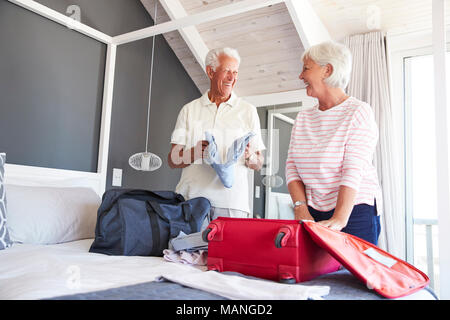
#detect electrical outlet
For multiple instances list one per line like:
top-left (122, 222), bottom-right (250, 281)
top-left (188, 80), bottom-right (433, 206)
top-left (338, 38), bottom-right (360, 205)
top-left (112, 168), bottom-right (122, 187)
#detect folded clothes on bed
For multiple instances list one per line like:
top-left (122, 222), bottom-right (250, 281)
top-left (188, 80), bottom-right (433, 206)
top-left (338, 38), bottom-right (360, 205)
top-left (163, 249), bottom-right (207, 266)
top-left (204, 131), bottom-right (255, 188)
top-left (168, 231), bottom-right (208, 252)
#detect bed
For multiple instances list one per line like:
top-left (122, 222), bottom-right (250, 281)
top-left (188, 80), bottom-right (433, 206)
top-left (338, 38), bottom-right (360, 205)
top-left (0, 160), bottom-right (437, 301)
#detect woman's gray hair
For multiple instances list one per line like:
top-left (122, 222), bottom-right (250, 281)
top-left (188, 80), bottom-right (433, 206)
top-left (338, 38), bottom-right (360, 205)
top-left (302, 41), bottom-right (352, 89)
top-left (205, 47), bottom-right (241, 71)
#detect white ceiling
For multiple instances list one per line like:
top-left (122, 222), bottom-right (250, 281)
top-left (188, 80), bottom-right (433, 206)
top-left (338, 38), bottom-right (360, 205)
top-left (310, 0), bottom-right (450, 41)
top-left (140, 0), bottom-right (450, 98)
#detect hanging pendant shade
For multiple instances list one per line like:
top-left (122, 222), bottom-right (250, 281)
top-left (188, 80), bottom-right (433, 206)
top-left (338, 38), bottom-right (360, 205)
top-left (261, 175), bottom-right (284, 188)
top-left (129, 2), bottom-right (162, 172)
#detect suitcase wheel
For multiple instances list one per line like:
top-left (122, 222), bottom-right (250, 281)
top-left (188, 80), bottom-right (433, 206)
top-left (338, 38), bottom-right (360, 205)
top-left (279, 274), bottom-right (296, 284)
top-left (275, 232), bottom-right (286, 248)
top-left (202, 228), bottom-right (212, 242)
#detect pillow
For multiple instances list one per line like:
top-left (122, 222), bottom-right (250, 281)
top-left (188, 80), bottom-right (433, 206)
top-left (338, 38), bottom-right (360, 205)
top-left (4, 184), bottom-right (101, 245)
top-left (0, 153), bottom-right (13, 250)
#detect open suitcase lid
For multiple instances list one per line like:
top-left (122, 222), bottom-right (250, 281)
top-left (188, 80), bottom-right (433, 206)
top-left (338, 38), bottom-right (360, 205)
top-left (302, 220), bottom-right (430, 299)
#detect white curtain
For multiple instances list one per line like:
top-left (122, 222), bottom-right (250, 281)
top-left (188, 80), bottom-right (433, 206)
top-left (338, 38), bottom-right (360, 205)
top-left (344, 31), bottom-right (405, 258)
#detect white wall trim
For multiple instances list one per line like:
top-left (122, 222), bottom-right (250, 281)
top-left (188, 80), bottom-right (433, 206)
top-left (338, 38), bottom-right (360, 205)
top-left (264, 106), bottom-right (301, 219)
top-left (4, 164), bottom-right (104, 196)
top-left (97, 44), bottom-right (117, 196)
top-left (432, 0), bottom-right (450, 300)
top-left (243, 89), bottom-right (317, 107)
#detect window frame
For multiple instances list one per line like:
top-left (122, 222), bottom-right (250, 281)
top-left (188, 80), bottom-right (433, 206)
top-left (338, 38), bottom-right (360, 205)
top-left (388, 31), bottom-right (450, 263)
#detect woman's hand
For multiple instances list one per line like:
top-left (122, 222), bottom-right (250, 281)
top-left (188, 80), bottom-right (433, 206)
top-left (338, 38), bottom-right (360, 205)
top-left (318, 186), bottom-right (356, 231)
top-left (294, 205), bottom-right (314, 221)
top-left (318, 216), bottom-right (348, 231)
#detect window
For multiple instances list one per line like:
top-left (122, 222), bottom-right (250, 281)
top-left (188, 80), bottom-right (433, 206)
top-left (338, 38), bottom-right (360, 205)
top-left (404, 52), bottom-right (450, 294)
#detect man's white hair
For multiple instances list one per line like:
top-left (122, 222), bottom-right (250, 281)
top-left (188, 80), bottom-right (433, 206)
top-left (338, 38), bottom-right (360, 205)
top-left (302, 41), bottom-right (352, 89)
top-left (205, 47), bottom-right (241, 71)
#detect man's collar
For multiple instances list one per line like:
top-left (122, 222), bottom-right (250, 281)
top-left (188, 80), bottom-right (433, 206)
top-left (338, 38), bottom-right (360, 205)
top-left (202, 90), bottom-right (238, 107)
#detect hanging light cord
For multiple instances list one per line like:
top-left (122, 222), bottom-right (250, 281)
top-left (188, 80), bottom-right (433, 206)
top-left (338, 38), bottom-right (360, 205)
top-left (145, 2), bottom-right (157, 153)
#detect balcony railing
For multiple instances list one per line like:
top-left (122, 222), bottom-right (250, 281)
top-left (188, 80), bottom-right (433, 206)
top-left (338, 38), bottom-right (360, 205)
top-left (413, 218), bottom-right (438, 291)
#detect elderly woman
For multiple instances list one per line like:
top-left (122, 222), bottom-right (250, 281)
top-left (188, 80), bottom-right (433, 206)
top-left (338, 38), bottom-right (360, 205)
top-left (286, 41), bottom-right (382, 245)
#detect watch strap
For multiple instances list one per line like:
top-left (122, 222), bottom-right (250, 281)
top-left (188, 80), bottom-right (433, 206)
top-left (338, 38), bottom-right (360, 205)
top-left (293, 200), bottom-right (306, 208)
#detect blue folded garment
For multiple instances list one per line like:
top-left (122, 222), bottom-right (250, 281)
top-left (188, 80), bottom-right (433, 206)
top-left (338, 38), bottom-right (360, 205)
top-left (204, 131), bottom-right (255, 188)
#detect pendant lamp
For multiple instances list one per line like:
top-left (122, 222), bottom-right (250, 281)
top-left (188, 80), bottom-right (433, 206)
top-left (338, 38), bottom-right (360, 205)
top-left (129, 2), bottom-right (162, 172)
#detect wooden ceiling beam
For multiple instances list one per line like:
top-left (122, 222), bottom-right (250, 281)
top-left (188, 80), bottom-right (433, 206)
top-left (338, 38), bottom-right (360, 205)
top-left (114, 0), bottom-right (284, 45)
top-left (158, 0), bottom-right (208, 71)
top-left (284, 0), bottom-right (331, 48)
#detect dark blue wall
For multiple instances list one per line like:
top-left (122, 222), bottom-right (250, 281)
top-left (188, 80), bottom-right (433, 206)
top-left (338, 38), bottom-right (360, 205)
top-left (0, 0), bottom-right (201, 191)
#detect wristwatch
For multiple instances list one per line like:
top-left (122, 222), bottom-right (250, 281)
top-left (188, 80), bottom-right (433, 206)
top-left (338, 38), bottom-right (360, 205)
top-left (293, 200), bottom-right (306, 208)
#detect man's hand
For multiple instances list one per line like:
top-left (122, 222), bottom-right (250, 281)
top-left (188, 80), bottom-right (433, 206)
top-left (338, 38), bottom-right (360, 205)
top-left (193, 140), bottom-right (209, 162)
top-left (244, 143), bottom-right (263, 170)
top-left (168, 140), bottom-right (209, 169)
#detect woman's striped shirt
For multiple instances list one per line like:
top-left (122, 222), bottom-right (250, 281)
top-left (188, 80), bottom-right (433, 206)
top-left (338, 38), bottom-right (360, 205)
top-left (285, 96), bottom-right (381, 211)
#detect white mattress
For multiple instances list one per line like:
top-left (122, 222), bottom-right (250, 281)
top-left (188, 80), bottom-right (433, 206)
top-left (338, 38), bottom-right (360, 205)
top-left (0, 239), bottom-right (202, 300)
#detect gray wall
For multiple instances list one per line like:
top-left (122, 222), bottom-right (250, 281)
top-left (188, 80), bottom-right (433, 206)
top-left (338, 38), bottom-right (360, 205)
top-left (108, 34), bottom-right (200, 190)
top-left (0, 0), bottom-right (106, 172)
top-left (0, 0), bottom-right (201, 191)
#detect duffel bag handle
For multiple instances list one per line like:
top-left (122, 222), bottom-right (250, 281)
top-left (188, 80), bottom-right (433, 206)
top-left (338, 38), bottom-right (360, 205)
top-left (147, 200), bottom-right (199, 234)
top-left (101, 189), bottom-right (185, 216)
top-left (182, 203), bottom-right (192, 221)
top-left (116, 189), bottom-right (185, 202)
top-left (146, 200), bottom-right (194, 223)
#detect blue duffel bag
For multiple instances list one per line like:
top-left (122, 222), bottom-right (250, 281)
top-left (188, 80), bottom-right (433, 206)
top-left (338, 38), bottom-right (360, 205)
top-left (89, 189), bottom-right (210, 256)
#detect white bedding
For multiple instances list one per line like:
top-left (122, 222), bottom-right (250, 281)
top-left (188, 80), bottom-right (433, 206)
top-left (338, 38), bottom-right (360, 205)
top-left (0, 239), bottom-right (200, 300)
top-left (0, 239), bottom-right (330, 300)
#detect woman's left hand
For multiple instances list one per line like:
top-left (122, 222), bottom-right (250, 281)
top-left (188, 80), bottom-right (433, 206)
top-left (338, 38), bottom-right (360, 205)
top-left (318, 217), bottom-right (348, 231)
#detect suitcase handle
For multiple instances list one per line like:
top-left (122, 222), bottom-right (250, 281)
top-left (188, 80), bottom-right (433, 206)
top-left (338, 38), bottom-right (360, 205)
top-left (202, 223), bottom-right (219, 242)
top-left (202, 228), bottom-right (213, 242)
top-left (275, 226), bottom-right (292, 248)
top-left (275, 232), bottom-right (286, 248)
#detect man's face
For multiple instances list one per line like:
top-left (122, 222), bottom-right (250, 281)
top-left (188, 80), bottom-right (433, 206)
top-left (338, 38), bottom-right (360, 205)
top-left (207, 54), bottom-right (239, 98)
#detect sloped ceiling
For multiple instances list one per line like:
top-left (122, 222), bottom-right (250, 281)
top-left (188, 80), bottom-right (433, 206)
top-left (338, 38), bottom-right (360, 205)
top-left (140, 0), bottom-right (450, 98)
top-left (141, 0), bottom-right (305, 97)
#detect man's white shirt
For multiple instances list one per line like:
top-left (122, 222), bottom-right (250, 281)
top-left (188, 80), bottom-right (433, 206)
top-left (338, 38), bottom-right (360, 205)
top-left (170, 91), bottom-right (265, 213)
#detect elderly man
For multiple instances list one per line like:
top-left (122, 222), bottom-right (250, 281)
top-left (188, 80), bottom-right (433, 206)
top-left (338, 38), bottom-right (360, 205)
top-left (168, 47), bottom-right (265, 222)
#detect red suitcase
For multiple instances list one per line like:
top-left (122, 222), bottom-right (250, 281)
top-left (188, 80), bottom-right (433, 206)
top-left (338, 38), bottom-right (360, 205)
top-left (203, 218), bottom-right (430, 298)
top-left (202, 217), bottom-right (341, 283)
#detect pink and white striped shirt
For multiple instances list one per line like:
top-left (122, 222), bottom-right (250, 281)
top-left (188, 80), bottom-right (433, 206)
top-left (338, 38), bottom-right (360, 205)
top-left (285, 97), bottom-right (381, 211)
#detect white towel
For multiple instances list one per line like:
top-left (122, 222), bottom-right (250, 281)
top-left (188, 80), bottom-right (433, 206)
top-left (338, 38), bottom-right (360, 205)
top-left (157, 266), bottom-right (330, 300)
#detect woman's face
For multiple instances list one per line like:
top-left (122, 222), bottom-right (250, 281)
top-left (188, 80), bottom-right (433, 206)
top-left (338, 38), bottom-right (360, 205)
top-left (299, 57), bottom-right (330, 97)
